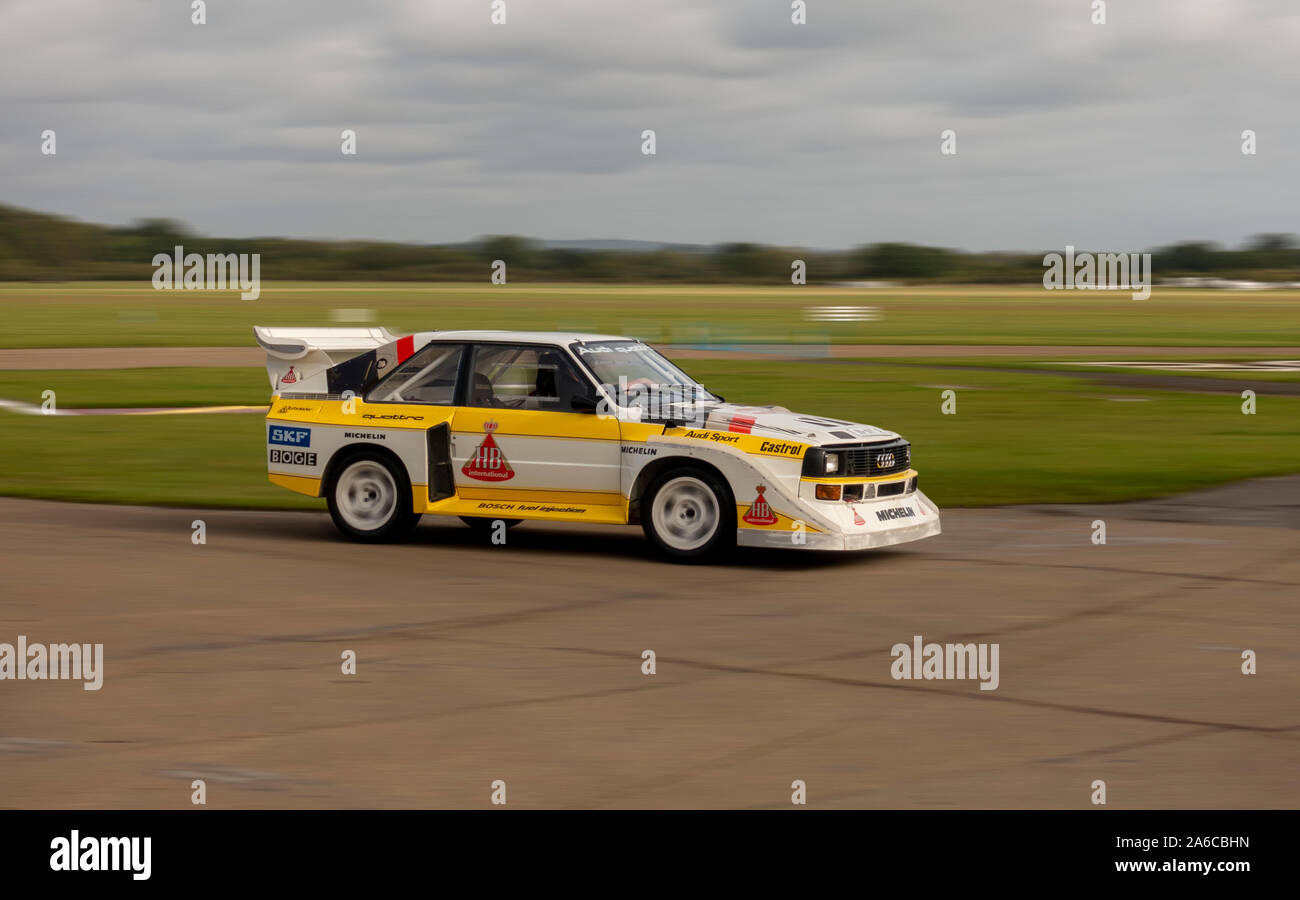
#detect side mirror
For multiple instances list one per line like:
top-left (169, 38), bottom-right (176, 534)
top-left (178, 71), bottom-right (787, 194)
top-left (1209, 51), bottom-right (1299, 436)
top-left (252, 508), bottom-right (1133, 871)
top-left (570, 392), bottom-right (599, 413)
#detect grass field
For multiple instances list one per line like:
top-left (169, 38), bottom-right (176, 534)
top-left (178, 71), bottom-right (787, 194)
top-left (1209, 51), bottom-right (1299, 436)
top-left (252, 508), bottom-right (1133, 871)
top-left (2, 359), bottom-right (1297, 509)
top-left (1, 282), bottom-right (1298, 348)
top-left (1, 282), bottom-right (1296, 510)
top-left (876, 356), bottom-right (1300, 383)
top-left (0, 367), bottom-right (270, 409)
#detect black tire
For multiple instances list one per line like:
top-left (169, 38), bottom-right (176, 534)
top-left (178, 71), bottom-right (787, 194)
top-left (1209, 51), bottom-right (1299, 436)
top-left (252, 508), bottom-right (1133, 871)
top-left (641, 465), bottom-right (736, 562)
top-left (326, 451), bottom-right (421, 543)
top-left (459, 516), bottom-right (523, 532)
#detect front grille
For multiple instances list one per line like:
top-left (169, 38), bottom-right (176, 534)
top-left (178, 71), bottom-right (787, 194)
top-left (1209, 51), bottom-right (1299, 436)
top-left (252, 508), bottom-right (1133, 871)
top-left (838, 440), bottom-right (910, 477)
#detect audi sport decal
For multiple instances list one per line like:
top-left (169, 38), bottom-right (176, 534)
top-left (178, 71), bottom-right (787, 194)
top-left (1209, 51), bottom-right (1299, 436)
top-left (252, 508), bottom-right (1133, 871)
top-left (742, 485), bottom-right (778, 525)
top-left (462, 420), bottom-right (515, 482)
top-left (851, 505), bottom-right (866, 526)
top-left (278, 366), bottom-right (298, 386)
top-left (682, 429), bottom-right (741, 445)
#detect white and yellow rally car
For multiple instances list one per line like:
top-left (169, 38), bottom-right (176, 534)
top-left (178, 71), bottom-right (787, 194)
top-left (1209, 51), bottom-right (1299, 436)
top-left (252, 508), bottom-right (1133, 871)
top-left (254, 327), bottom-right (940, 560)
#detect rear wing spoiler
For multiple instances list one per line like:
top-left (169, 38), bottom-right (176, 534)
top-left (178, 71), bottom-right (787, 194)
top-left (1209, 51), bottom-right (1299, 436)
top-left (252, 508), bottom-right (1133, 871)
top-left (253, 326), bottom-right (399, 393)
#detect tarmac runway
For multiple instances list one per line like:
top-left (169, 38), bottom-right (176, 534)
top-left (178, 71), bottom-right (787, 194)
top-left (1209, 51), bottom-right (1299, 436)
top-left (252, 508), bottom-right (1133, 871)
top-left (1, 481), bottom-right (1296, 808)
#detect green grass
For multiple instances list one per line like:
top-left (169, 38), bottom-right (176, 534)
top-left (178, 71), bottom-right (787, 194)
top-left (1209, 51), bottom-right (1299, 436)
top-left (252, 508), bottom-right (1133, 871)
top-left (874, 356), bottom-right (1300, 383)
top-left (0, 411), bottom-right (317, 509)
top-left (0, 367), bottom-right (270, 408)
top-left (1, 282), bottom-right (1298, 348)
top-left (2, 361), bottom-right (1297, 509)
top-left (688, 360), bottom-right (1300, 505)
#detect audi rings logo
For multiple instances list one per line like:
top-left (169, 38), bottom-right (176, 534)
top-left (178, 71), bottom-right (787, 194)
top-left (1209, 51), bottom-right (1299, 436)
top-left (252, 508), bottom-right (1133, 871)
top-left (876, 452), bottom-right (896, 468)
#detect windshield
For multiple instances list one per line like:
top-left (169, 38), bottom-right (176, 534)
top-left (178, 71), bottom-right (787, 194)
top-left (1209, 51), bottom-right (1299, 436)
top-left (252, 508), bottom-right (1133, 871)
top-left (571, 340), bottom-right (719, 410)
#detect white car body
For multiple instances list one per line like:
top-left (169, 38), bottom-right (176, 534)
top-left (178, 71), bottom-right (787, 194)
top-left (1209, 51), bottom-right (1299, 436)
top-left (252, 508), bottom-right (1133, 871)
top-left (255, 327), bottom-right (941, 556)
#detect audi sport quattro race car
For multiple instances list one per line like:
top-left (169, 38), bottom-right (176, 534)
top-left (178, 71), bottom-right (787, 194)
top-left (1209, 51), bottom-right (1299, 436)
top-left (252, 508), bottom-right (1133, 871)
top-left (254, 326), bottom-right (941, 560)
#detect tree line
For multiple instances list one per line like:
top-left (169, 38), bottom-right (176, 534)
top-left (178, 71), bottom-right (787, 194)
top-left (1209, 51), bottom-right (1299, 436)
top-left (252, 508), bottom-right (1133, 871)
top-left (2, 203), bottom-right (1297, 283)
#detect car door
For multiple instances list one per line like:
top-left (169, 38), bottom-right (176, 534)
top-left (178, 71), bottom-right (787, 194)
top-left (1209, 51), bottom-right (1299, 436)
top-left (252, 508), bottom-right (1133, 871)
top-left (450, 343), bottom-right (623, 513)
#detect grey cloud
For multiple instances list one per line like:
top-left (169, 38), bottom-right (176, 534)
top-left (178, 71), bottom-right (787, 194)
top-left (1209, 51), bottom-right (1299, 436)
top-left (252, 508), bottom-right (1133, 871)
top-left (0, 0), bottom-right (1295, 249)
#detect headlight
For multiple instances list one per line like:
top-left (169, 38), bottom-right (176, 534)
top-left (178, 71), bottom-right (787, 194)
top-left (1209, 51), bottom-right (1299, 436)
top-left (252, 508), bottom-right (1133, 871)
top-left (824, 452), bottom-right (840, 475)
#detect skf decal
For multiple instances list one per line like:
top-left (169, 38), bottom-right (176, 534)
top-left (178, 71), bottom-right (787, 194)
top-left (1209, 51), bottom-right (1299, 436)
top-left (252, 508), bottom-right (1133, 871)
top-left (268, 426), bottom-right (311, 447)
top-left (742, 485), bottom-right (778, 526)
top-left (463, 420), bottom-right (515, 482)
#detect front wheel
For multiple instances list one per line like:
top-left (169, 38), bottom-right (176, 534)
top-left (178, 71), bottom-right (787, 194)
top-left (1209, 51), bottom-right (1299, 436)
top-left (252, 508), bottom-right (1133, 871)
top-left (327, 452), bottom-right (421, 542)
top-left (642, 466), bottom-right (736, 562)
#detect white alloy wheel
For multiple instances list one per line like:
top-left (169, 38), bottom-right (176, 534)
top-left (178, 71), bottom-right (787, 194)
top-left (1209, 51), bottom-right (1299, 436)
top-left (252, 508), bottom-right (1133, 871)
top-left (335, 460), bottom-right (399, 532)
top-left (649, 475), bottom-right (721, 552)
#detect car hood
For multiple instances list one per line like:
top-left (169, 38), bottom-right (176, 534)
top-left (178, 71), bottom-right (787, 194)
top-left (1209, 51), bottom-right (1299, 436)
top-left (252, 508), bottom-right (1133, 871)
top-left (692, 402), bottom-right (901, 446)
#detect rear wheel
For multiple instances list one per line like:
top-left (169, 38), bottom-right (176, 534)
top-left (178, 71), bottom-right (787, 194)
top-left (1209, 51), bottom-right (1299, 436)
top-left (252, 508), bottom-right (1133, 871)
top-left (642, 466), bottom-right (736, 562)
top-left (327, 452), bottom-right (420, 542)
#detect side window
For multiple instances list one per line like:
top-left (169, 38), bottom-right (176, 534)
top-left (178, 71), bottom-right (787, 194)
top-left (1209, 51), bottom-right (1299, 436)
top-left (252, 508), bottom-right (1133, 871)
top-left (467, 344), bottom-right (591, 412)
top-left (368, 344), bottom-right (463, 404)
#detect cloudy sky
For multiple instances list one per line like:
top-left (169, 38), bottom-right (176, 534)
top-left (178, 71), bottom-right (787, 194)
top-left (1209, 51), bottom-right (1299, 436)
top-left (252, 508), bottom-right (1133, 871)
top-left (1, 0), bottom-right (1297, 250)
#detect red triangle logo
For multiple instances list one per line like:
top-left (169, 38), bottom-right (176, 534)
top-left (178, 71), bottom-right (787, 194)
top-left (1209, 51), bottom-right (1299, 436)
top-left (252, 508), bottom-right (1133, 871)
top-left (462, 421), bottom-right (515, 481)
top-left (742, 485), bottom-right (778, 525)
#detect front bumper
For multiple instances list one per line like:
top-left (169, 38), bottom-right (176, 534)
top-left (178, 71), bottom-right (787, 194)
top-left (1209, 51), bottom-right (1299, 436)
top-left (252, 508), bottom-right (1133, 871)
top-left (736, 488), bottom-right (942, 551)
